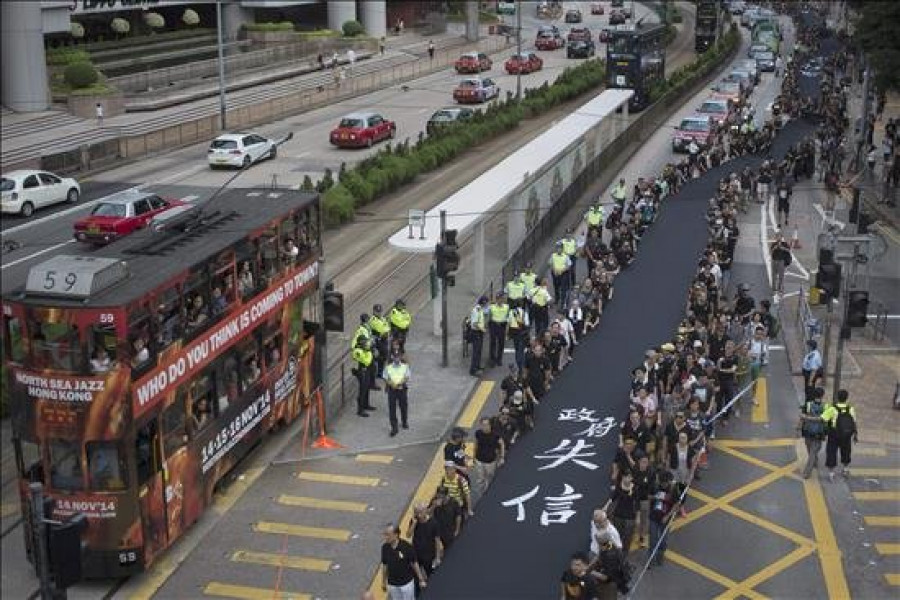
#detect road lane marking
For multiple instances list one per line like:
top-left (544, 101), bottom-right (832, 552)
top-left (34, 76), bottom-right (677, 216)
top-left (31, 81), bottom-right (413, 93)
top-left (855, 447), bottom-right (887, 456)
top-left (1, 240), bottom-right (76, 270)
top-left (864, 516), bottom-right (900, 527)
top-left (276, 495), bottom-right (368, 512)
top-left (204, 582), bottom-right (310, 600)
top-left (797, 440), bottom-right (851, 600)
top-left (717, 546), bottom-right (815, 600)
top-left (231, 550), bottom-right (332, 572)
top-left (876, 543), bottom-right (900, 555)
top-left (666, 550), bottom-right (749, 592)
top-left (886, 574), bottom-right (900, 586)
top-left (181, 194), bottom-right (199, 203)
top-left (253, 521), bottom-right (351, 541)
top-left (714, 438), bottom-right (796, 448)
top-left (853, 468), bottom-right (900, 477)
top-left (751, 377), bottom-right (768, 423)
top-left (355, 453), bottom-right (395, 464)
top-left (456, 381), bottom-right (496, 429)
top-left (296, 471), bottom-right (380, 486)
top-left (1, 503), bottom-right (19, 518)
top-left (853, 491), bottom-right (900, 501)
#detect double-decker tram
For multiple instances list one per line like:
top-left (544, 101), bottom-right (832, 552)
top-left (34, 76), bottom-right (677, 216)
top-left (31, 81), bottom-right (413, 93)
top-left (2, 188), bottom-right (324, 577)
top-left (605, 22), bottom-right (667, 111)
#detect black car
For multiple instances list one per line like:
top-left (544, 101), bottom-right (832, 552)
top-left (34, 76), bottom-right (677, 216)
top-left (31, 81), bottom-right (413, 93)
top-left (565, 9), bottom-right (583, 23)
top-left (567, 39), bottom-right (596, 59)
top-left (608, 10), bottom-right (626, 25)
top-left (426, 106), bottom-right (475, 135)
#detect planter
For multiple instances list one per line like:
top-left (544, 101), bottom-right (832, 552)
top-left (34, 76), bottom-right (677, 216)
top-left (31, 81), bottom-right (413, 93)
top-left (68, 91), bottom-right (125, 119)
top-left (244, 30), bottom-right (297, 45)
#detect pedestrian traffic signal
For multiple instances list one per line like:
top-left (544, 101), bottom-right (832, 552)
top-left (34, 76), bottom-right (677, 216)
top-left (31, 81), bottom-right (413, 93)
top-left (48, 513), bottom-right (87, 589)
top-left (324, 288), bottom-right (345, 332)
top-left (435, 229), bottom-right (460, 279)
top-left (815, 262), bottom-right (841, 300)
top-left (847, 290), bottom-right (869, 328)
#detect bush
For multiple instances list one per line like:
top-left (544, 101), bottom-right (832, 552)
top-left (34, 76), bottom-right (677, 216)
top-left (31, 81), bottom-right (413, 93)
top-left (342, 171), bottom-right (375, 205)
top-left (71, 22), bottom-right (85, 39)
top-left (111, 17), bottom-right (130, 35)
top-left (323, 184), bottom-right (356, 226)
top-left (64, 61), bottom-right (99, 88)
top-left (244, 21), bottom-right (294, 32)
top-left (342, 20), bottom-right (365, 37)
top-left (296, 29), bottom-right (339, 40)
top-left (182, 8), bottom-right (200, 26)
top-left (143, 12), bottom-right (165, 29)
top-left (46, 48), bottom-right (91, 66)
top-left (316, 168), bottom-right (335, 193)
top-left (300, 175), bottom-right (315, 191)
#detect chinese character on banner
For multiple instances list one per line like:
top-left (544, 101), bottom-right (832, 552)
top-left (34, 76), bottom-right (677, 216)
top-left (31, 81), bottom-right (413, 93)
top-left (541, 484), bottom-right (583, 526)
top-left (534, 438), bottom-right (599, 471)
top-left (501, 485), bottom-right (540, 522)
top-left (557, 408), bottom-right (601, 423)
top-left (575, 416), bottom-right (618, 438)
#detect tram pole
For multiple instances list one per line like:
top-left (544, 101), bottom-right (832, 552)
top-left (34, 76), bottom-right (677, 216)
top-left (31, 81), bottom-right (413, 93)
top-left (30, 482), bottom-right (54, 600)
top-left (516, 0), bottom-right (522, 100)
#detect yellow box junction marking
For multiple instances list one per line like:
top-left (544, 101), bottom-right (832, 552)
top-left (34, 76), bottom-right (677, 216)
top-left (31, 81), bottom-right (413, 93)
top-left (853, 491), bottom-right (900, 502)
top-left (885, 574), bottom-right (900, 586)
top-left (864, 516), bottom-right (900, 527)
top-left (852, 468), bottom-right (900, 477)
top-left (751, 377), bottom-right (768, 423)
top-left (0, 503), bottom-right (20, 518)
top-left (276, 495), bottom-right (368, 513)
top-left (855, 447), bottom-right (887, 456)
top-left (715, 546), bottom-right (814, 600)
top-left (355, 453), bottom-right (395, 464)
top-left (253, 521), bottom-right (351, 541)
top-left (296, 471), bottom-right (380, 487)
top-left (204, 582), bottom-right (311, 600)
top-left (875, 543), bottom-right (900, 556)
top-left (230, 550), bottom-right (332, 572)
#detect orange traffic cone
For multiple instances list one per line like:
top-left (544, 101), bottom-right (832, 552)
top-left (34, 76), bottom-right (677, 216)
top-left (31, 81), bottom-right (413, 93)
top-left (790, 225), bottom-right (801, 249)
top-left (310, 388), bottom-right (344, 450)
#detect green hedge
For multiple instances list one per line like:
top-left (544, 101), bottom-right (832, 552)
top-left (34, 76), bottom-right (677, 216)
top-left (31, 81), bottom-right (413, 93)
top-left (296, 29), bottom-right (340, 40)
top-left (649, 25), bottom-right (739, 103)
top-left (244, 21), bottom-right (295, 32)
top-left (64, 61), bottom-right (100, 88)
top-left (46, 48), bottom-right (91, 66)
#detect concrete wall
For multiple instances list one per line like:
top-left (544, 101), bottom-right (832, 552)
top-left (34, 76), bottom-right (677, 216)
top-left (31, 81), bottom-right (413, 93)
top-left (326, 0), bottom-right (356, 32)
top-left (1, 1), bottom-right (50, 112)
top-left (359, 0), bottom-right (386, 39)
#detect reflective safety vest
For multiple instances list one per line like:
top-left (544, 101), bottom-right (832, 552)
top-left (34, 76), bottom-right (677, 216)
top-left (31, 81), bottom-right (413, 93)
top-left (351, 324), bottom-right (371, 349)
top-left (586, 206), bottom-right (604, 227)
top-left (531, 286), bottom-right (551, 307)
top-left (352, 346), bottom-right (373, 367)
top-left (389, 307), bottom-right (412, 330)
top-left (612, 183), bottom-right (627, 201)
top-left (384, 362), bottom-right (409, 388)
top-left (489, 302), bottom-right (510, 323)
top-left (470, 306), bottom-right (486, 332)
top-left (561, 237), bottom-right (577, 257)
top-left (550, 252), bottom-right (569, 275)
top-left (505, 279), bottom-right (525, 301)
top-left (519, 271), bottom-right (537, 295)
top-left (508, 307), bottom-right (528, 331)
top-left (368, 315), bottom-right (390, 337)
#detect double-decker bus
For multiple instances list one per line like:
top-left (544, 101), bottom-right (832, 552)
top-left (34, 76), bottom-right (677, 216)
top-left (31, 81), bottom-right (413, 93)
top-left (605, 22), bottom-right (667, 111)
top-left (752, 19), bottom-right (781, 54)
top-left (695, 0), bottom-right (722, 52)
top-left (2, 188), bottom-right (323, 578)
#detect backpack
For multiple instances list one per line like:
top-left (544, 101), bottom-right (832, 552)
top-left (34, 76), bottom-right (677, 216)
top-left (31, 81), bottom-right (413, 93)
top-left (802, 402), bottom-right (825, 437)
top-left (834, 405), bottom-right (855, 439)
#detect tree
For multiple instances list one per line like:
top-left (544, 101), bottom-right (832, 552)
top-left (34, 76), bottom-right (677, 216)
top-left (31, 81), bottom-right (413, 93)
top-left (853, 1), bottom-right (900, 91)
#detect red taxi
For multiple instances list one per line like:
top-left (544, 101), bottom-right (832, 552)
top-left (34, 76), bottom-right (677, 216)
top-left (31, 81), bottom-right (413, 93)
top-left (505, 52), bottom-right (543, 75)
top-left (567, 27), bottom-right (592, 42)
top-left (329, 112), bottom-right (396, 148)
top-left (599, 28), bottom-right (612, 43)
top-left (591, 3), bottom-right (605, 15)
top-left (73, 190), bottom-right (184, 245)
top-left (453, 77), bottom-right (500, 104)
top-left (672, 115), bottom-right (716, 153)
top-left (535, 31), bottom-right (565, 50)
top-left (454, 51), bottom-right (492, 74)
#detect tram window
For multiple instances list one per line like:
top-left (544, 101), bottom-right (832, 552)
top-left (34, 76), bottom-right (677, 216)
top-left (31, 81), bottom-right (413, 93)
top-left (135, 420), bottom-right (161, 486)
top-left (87, 441), bottom-right (127, 491)
top-left (189, 374), bottom-right (216, 433)
top-left (184, 269), bottom-right (211, 339)
top-left (155, 287), bottom-right (183, 350)
top-left (258, 229), bottom-right (280, 287)
top-left (306, 205), bottom-right (320, 249)
top-left (263, 334), bottom-right (284, 370)
top-left (16, 439), bottom-right (43, 483)
top-left (161, 396), bottom-right (188, 457)
top-left (4, 316), bottom-right (25, 363)
top-left (89, 325), bottom-right (118, 374)
top-left (30, 320), bottom-right (83, 372)
top-left (217, 355), bottom-right (240, 413)
top-left (49, 440), bottom-right (84, 491)
top-left (238, 338), bottom-right (262, 392)
top-left (128, 307), bottom-right (154, 373)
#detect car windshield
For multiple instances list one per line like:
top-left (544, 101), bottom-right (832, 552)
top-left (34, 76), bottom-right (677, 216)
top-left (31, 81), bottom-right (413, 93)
top-left (758, 52), bottom-right (774, 60)
top-left (431, 110), bottom-right (456, 122)
top-left (339, 118), bottom-right (365, 128)
top-left (459, 80), bottom-right (478, 88)
top-left (211, 139), bottom-right (238, 150)
top-left (0, 178), bottom-right (15, 192)
top-left (460, 53), bottom-right (477, 60)
top-left (700, 102), bottom-right (726, 113)
top-left (91, 202), bottom-right (127, 217)
top-left (680, 119), bottom-right (708, 132)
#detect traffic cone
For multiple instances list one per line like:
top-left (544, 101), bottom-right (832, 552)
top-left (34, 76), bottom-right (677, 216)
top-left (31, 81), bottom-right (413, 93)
top-left (310, 388), bottom-right (344, 449)
top-left (790, 225), bottom-right (801, 249)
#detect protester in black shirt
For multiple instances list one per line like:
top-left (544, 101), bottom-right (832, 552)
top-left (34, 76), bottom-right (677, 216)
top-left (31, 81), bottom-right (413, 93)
top-left (604, 471), bottom-right (639, 558)
top-left (611, 437), bottom-right (638, 483)
top-left (500, 364), bottom-right (523, 405)
top-left (408, 504), bottom-right (442, 578)
top-left (717, 341), bottom-right (739, 422)
top-left (492, 407), bottom-right (520, 448)
top-left (632, 452), bottom-right (656, 548)
top-left (524, 341), bottom-right (552, 399)
top-left (443, 427), bottom-right (470, 481)
top-left (560, 552), bottom-right (600, 600)
top-left (380, 524), bottom-right (427, 597)
top-left (473, 417), bottom-right (504, 497)
top-left (590, 531), bottom-right (631, 595)
top-left (429, 488), bottom-right (462, 551)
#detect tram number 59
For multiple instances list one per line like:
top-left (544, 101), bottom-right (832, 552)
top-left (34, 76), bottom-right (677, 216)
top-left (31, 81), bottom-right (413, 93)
top-left (118, 550), bottom-right (138, 565)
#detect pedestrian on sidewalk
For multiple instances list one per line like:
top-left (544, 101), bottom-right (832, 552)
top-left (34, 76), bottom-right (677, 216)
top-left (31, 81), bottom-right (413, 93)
top-left (347, 48), bottom-right (356, 73)
top-left (407, 503), bottom-right (442, 581)
top-left (647, 470), bottom-right (678, 568)
top-left (95, 102), bottom-right (104, 127)
top-left (380, 37), bottom-right (386, 55)
top-left (866, 144), bottom-right (877, 176)
top-left (801, 340), bottom-right (823, 402)
top-left (604, 471), bottom-right (639, 558)
top-left (822, 389), bottom-right (858, 481)
top-left (488, 291), bottom-right (510, 367)
top-left (428, 40), bottom-right (435, 60)
top-left (776, 180), bottom-right (792, 227)
top-left (468, 296), bottom-right (488, 376)
top-left (798, 387), bottom-right (827, 478)
top-left (473, 417), bottom-right (504, 497)
top-left (384, 353), bottom-right (411, 436)
top-left (380, 524), bottom-right (427, 599)
top-left (770, 232), bottom-right (792, 295)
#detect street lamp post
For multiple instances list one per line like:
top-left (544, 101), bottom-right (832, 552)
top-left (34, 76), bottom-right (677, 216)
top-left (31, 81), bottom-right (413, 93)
top-left (516, 0), bottom-right (522, 100)
top-left (216, 1), bottom-right (227, 131)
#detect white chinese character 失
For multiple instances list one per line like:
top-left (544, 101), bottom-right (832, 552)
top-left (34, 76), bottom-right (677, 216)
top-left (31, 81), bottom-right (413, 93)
top-left (534, 438), bottom-right (599, 471)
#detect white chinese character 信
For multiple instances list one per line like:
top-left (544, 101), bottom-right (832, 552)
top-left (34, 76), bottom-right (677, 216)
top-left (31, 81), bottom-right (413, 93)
top-left (540, 483), bottom-right (583, 526)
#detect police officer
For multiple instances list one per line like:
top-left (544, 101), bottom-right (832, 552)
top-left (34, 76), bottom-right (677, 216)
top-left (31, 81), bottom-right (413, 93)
top-left (469, 296), bottom-right (488, 376)
top-left (585, 201), bottom-right (605, 240)
top-left (352, 337), bottom-right (374, 416)
top-left (549, 241), bottom-right (572, 307)
top-left (611, 178), bottom-right (628, 207)
top-left (561, 228), bottom-right (578, 288)
top-left (505, 270), bottom-right (526, 304)
top-left (507, 299), bottom-right (530, 371)
top-left (529, 278), bottom-right (552, 335)
top-left (369, 305), bottom-right (391, 384)
top-left (383, 352), bottom-right (411, 436)
top-left (488, 292), bottom-right (510, 367)
top-left (389, 299), bottom-right (412, 354)
top-left (352, 313), bottom-right (372, 349)
top-left (519, 261), bottom-right (538, 320)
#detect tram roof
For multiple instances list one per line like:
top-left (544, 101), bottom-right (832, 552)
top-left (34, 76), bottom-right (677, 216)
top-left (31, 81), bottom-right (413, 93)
top-left (2, 188), bottom-right (319, 308)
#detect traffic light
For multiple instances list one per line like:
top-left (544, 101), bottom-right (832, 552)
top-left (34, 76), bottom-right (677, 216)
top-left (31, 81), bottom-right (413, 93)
top-left (323, 285), bottom-right (344, 332)
top-left (48, 513), bottom-right (87, 589)
top-left (816, 262), bottom-right (841, 300)
top-left (435, 229), bottom-right (460, 280)
top-left (847, 290), bottom-right (869, 328)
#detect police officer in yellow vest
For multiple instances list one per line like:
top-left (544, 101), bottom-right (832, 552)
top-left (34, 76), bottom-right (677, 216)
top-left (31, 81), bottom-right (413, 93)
top-left (529, 278), bottom-right (553, 335)
top-left (561, 228), bottom-right (578, 287)
top-left (352, 336), bottom-right (375, 417)
top-left (585, 201), bottom-right (605, 239)
top-left (549, 241), bottom-right (572, 308)
top-left (389, 299), bottom-right (412, 354)
top-left (611, 177), bottom-right (628, 207)
top-left (507, 299), bottom-right (530, 370)
top-left (505, 270), bottom-right (526, 304)
top-left (519, 261), bottom-right (537, 299)
top-left (369, 304), bottom-right (390, 384)
top-left (488, 292), bottom-right (510, 367)
top-left (469, 295), bottom-right (488, 376)
top-left (383, 352), bottom-right (411, 437)
top-left (351, 313), bottom-right (372, 349)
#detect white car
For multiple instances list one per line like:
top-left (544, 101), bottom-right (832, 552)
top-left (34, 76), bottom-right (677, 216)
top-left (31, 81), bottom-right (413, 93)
top-left (207, 132), bottom-right (277, 169)
top-left (0, 170), bottom-right (80, 217)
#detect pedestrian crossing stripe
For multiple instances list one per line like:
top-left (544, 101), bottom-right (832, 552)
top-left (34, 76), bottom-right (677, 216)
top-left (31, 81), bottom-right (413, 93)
top-left (864, 516), bottom-right (900, 527)
top-left (253, 521), bottom-right (351, 541)
top-left (852, 468), bottom-right (900, 477)
top-left (230, 550), bottom-right (332, 572)
top-left (854, 447), bottom-right (887, 456)
top-left (355, 453), bottom-right (394, 464)
top-left (853, 491), bottom-right (900, 502)
top-left (276, 495), bottom-right (368, 513)
top-left (876, 543), bottom-right (900, 556)
top-left (204, 582), bottom-right (311, 599)
top-left (296, 471), bottom-right (381, 486)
